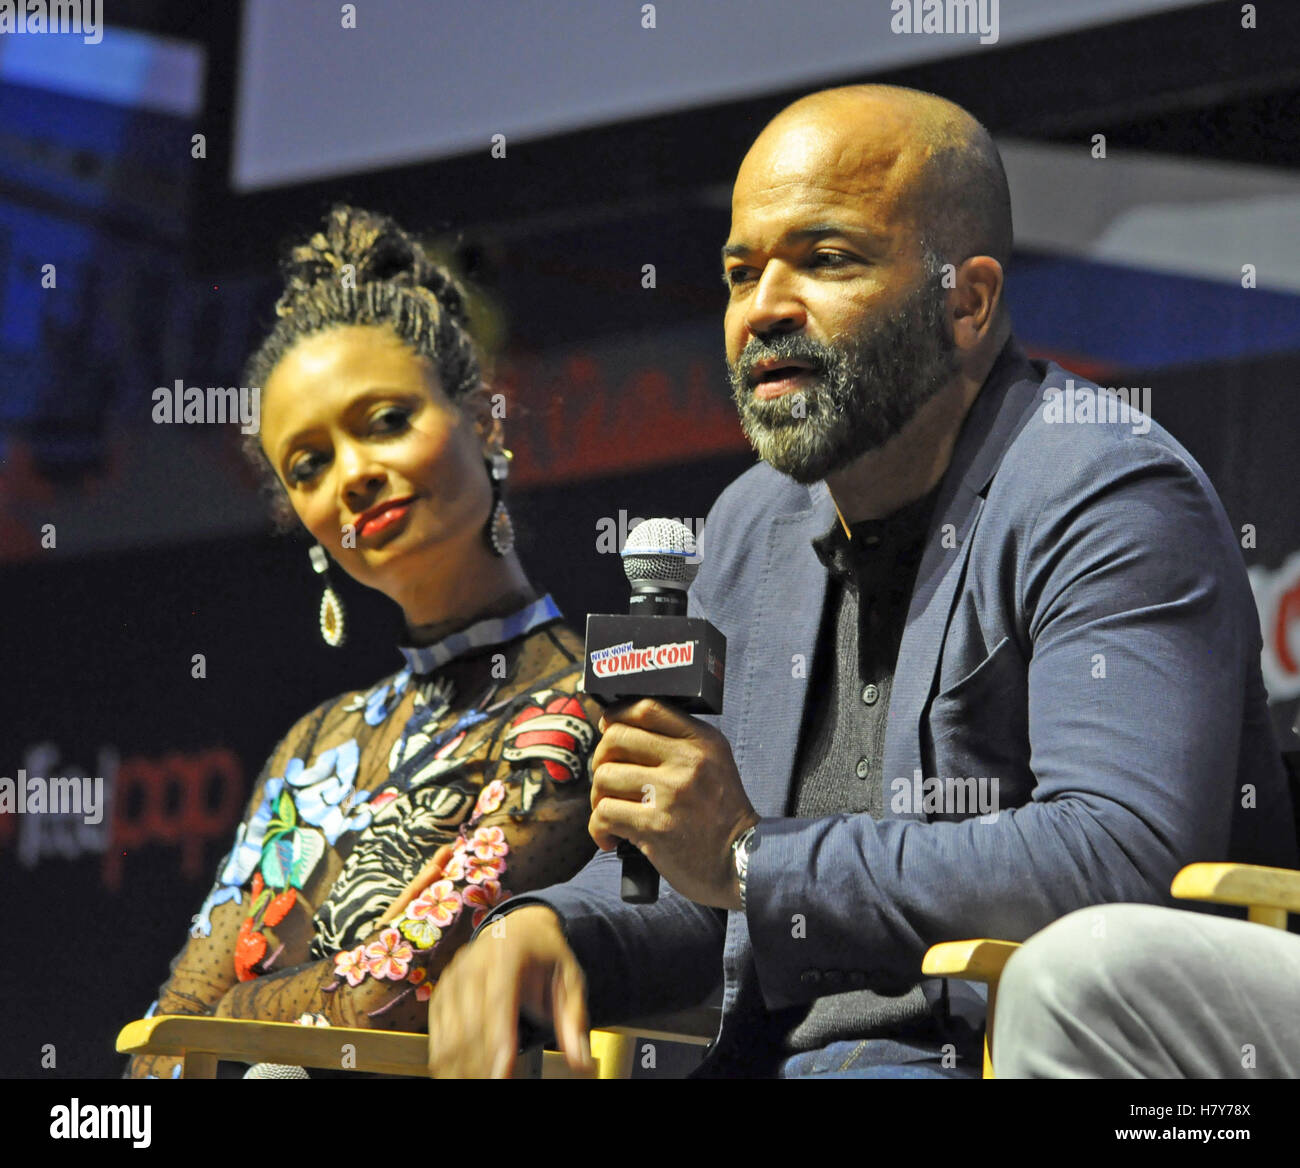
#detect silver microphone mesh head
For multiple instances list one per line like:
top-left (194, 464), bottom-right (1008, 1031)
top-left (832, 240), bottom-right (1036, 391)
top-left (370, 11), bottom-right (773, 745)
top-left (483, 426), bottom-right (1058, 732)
top-left (622, 519), bottom-right (699, 589)
top-left (243, 1062), bottom-right (310, 1079)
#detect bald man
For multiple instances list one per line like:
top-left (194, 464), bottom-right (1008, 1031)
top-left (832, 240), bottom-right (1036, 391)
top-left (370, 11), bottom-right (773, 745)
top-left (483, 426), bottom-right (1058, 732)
top-left (424, 85), bottom-right (1298, 1078)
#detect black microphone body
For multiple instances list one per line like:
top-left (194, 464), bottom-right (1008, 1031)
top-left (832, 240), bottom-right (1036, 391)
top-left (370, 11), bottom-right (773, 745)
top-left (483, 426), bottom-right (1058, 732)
top-left (583, 591), bottom-right (726, 903)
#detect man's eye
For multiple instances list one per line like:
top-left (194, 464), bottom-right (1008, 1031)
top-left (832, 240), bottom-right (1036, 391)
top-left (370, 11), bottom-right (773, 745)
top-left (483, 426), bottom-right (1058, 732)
top-left (810, 251), bottom-right (851, 268)
top-left (724, 268), bottom-right (753, 288)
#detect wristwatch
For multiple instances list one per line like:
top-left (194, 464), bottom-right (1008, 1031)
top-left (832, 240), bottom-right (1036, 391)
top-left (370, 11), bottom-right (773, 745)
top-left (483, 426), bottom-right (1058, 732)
top-left (731, 825), bottom-right (758, 913)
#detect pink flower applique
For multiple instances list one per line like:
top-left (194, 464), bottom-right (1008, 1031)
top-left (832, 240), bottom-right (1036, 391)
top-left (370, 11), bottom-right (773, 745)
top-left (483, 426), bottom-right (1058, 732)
top-left (407, 966), bottom-right (434, 1003)
top-left (440, 837), bottom-right (470, 881)
top-left (364, 927), bottom-right (415, 981)
top-left (408, 879), bottom-right (463, 928)
top-left (470, 825), bottom-right (509, 861)
top-left (333, 945), bottom-right (368, 987)
top-left (465, 853), bottom-right (506, 884)
top-left (463, 880), bottom-right (511, 928)
top-left (472, 780), bottom-right (507, 821)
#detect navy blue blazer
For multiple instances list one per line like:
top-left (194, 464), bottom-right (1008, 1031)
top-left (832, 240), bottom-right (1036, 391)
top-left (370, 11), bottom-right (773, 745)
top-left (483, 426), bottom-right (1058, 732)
top-left (482, 336), bottom-right (1298, 1073)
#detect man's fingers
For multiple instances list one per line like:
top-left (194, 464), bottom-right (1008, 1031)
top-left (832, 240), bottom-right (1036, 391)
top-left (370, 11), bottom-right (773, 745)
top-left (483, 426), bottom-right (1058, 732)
top-left (553, 959), bottom-right (592, 1072)
top-left (589, 759), bottom-right (657, 809)
top-left (599, 697), bottom-right (696, 739)
top-left (591, 721), bottom-right (672, 771)
top-left (485, 963), bottom-right (524, 1079)
top-left (589, 797), bottom-right (655, 853)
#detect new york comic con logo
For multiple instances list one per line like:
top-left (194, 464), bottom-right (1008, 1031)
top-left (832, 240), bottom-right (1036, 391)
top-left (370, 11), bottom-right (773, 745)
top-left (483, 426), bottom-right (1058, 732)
top-left (589, 640), bottom-right (695, 678)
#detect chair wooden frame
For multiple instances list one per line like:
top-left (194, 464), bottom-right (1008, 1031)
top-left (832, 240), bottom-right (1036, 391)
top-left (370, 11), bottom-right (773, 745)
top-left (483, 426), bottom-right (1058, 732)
top-left (119, 862), bottom-right (1297, 1078)
top-left (117, 1003), bottom-right (719, 1079)
top-left (921, 861), bottom-right (1300, 1078)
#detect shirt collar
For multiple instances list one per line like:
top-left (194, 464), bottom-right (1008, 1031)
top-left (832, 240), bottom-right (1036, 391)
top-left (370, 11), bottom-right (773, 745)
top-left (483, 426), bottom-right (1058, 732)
top-left (811, 483), bottom-right (941, 587)
top-left (397, 593), bottom-right (562, 675)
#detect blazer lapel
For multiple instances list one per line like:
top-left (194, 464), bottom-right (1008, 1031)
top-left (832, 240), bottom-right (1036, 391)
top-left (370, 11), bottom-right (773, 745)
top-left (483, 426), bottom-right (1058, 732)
top-left (883, 340), bottom-right (1044, 810)
top-left (732, 480), bottom-right (837, 818)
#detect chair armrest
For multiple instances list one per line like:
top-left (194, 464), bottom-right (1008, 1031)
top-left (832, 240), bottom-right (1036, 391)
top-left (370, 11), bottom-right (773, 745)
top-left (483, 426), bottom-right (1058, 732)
top-left (921, 939), bottom-right (1021, 983)
top-left (117, 1015), bottom-right (429, 1077)
top-left (594, 1004), bottom-right (721, 1046)
top-left (1171, 862), bottom-right (1300, 926)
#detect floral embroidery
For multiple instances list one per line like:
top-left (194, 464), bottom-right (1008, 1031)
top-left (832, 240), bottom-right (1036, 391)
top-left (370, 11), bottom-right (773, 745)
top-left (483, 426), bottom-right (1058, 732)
top-left (235, 918), bottom-right (268, 981)
top-left (282, 740), bottom-right (371, 845)
top-left (333, 945), bottom-right (368, 987)
top-left (408, 879), bottom-right (463, 928)
top-left (441, 839), bottom-right (470, 882)
top-left (463, 880), bottom-right (510, 928)
top-left (263, 887), bottom-right (297, 928)
top-left (193, 737), bottom-right (372, 943)
top-left (408, 967), bottom-right (433, 1002)
top-left (399, 917), bottom-right (442, 950)
top-left (364, 927), bottom-right (414, 981)
top-left (362, 667), bottom-right (412, 726)
top-left (469, 825), bottom-right (508, 861)
top-left (465, 854), bottom-right (506, 884)
top-left (296, 1012), bottom-right (331, 1027)
top-left (471, 779), bottom-right (507, 821)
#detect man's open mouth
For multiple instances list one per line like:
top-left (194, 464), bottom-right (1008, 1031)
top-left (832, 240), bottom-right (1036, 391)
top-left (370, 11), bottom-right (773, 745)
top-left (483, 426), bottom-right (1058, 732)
top-left (751, 361), bottom-right (816, 387)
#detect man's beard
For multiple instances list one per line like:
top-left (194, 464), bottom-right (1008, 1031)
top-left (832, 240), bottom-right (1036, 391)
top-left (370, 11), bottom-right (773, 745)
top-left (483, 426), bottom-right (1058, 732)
top-left (728, 260), bottom-right (960, 484)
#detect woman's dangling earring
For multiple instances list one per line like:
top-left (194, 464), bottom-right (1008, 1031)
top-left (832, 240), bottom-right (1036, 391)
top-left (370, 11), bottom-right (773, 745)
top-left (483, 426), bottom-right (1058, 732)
top-left (309, 543), bottom-right (347, 648)
top-left (485, 448), bottom-right (514, 557)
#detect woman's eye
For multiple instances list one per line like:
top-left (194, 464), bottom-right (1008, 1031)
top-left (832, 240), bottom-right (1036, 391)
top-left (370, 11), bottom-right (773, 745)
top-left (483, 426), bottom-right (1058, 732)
top-left (287, 453), bottom-right (325, 484)
top-left (371, 407), bottom-right (411, 434)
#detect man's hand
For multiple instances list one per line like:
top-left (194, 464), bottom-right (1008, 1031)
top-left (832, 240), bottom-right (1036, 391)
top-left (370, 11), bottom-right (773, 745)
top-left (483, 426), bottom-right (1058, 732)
top-left (426, 905), bottom-right (592, 1078)
top-left (590, 699), bottom-right (760, 909)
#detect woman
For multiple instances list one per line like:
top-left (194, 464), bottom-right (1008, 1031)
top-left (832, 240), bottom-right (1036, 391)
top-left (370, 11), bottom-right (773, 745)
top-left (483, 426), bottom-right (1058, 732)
top-left (127, 206), bottom-right (600, 1077)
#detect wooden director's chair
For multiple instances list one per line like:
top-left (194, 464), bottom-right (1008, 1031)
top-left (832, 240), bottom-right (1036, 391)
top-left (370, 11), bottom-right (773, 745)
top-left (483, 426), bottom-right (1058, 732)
top-left (121, 760), bottom-right (1300, 1079)
top-left (117, 865), bottom-right (1298, 1079)
top-left (923, 860), bottom-right (1300, 1079)
top-left (117, 1004), bottom-right (720, 1079)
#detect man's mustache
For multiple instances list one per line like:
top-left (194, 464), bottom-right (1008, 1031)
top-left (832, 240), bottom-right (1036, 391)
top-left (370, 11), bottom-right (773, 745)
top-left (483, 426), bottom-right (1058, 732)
top-left (735, 339), bottom-right (835, 386)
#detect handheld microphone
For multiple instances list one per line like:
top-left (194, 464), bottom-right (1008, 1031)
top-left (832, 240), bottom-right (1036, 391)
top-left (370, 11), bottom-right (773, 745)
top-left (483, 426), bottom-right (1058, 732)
top-left (243, 1062), bottom-right (310, 1079)
top-left (583, 519), bottom-right (726, 903)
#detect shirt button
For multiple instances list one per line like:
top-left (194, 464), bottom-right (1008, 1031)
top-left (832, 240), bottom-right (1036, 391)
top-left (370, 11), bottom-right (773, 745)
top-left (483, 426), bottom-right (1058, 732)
top-left (861, 683), bottom-right (879, 705)
top-left (855, 757), bottom-right (870, 780)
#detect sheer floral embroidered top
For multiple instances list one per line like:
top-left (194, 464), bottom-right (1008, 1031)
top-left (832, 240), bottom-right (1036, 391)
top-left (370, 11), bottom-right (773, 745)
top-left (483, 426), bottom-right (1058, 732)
top-left (127, 595), bottom-right (600, 1078)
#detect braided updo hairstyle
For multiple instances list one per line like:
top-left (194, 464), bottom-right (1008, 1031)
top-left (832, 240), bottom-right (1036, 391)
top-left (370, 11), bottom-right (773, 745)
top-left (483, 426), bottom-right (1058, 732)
top-left (242, 204), bottom-right (484, 530)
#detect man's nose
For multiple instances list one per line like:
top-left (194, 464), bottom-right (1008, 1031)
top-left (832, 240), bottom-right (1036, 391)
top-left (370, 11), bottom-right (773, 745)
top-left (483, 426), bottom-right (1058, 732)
top-left (745, 263), bottom-right (807, 338)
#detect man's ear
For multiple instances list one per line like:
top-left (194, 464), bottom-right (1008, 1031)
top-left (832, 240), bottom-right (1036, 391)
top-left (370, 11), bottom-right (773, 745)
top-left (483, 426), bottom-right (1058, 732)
top-left (952, 255), bottom-right (1004, 351)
